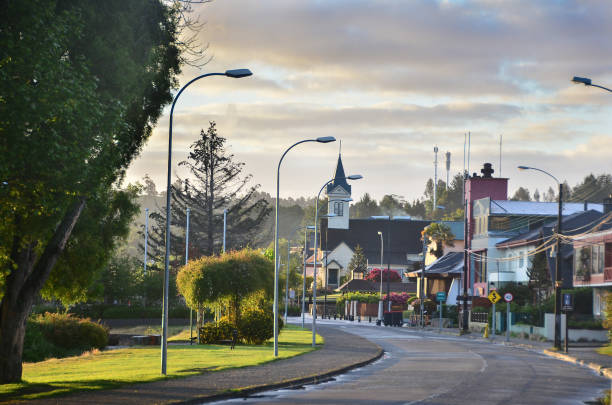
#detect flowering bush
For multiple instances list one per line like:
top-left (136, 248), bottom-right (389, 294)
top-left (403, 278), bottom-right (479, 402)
top-left (382, 292), bottom-right (414, 306)
top-left (365, 268), bottom-right (401, 282)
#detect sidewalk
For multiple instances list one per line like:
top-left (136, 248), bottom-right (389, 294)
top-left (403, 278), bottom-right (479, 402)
top-left (27, 325), bottom-right (383, 405)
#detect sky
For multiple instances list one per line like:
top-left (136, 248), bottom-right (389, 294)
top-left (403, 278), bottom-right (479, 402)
top-left (125, 0), bottom-right (612, 203)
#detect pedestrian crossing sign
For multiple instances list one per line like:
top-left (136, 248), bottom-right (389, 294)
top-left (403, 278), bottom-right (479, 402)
top-left (488, 290), bottom-right (501, 304)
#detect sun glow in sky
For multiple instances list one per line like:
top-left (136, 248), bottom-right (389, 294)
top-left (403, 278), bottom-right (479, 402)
top-left (125, 0), bottom-right (612, 202)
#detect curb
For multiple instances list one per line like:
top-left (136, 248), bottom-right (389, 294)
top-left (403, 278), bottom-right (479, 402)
top-left (542, 349), bottom-right (612, 379)
top-left (177, 345), bottom-right (385, 404)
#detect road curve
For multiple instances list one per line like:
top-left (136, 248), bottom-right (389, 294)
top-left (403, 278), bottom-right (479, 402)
top-left (213, 320), bottom-right (610, 405)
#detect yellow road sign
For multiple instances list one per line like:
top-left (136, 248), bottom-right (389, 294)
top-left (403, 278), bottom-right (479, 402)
top-left (488, 290), bottom-right (501, 304)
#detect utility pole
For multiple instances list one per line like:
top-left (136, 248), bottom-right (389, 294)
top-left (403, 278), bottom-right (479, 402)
top-left (222, 208), bottom-right (227, 253)
top-left (433, 146), bottom-right (439, 210)
top-left (554, 183), bottom-right (563, 349)
top-left (144, 208), bottom-right (149, 275)
top-left (386, 217), bottom-right (392, 312)
top-left (445, 152), bottom-right (451, 190)
top-left (420, 236), bottom-right (427, 328)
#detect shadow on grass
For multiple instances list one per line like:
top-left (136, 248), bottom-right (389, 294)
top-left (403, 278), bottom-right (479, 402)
top-left (0, 379), bottom-right (124, 402)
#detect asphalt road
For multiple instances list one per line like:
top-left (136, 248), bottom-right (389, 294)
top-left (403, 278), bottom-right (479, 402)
top-left (211, 320), bottom-right (610, 405)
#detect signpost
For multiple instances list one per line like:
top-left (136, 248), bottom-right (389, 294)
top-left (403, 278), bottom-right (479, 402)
top-left (488, 290), bottom-right (501, 340)
top-left (436, 292), bottom-right (446, 332)
top-left (504, 292), bottom-right (513, 342)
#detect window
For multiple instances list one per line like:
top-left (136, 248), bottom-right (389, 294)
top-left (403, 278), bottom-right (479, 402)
top-left (489, 217), bottom-right (510, 232)
top-left (328, 268), bottom-right (338, 285)
top-left (519, 254), bottom-right (524, 269)
top-left (593, 245), bottom-right (603, 274)
top-left (333, 202), bottom-right (343, 216)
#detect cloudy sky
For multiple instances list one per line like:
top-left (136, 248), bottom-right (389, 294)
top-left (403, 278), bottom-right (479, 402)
top-left (125, 0), bottom-right (612, 203)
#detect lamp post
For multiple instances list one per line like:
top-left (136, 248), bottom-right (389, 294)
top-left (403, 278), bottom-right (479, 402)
top-left (302, 225), bottom-right (315, 328)
top-left (572, 76), bottom-right (612, 93)
top-left (377, 231), bottom-right (383, 324)
top-left (518, 165), bottom-right (563, 350)
top-left (144, 208), bottom-right (149, 276)
top-left (222, 208), bottom-right (227, 253)
top-left (162, 69), bottom-right (252, 375)
top-left (312, 175), bottom-right (363, 347)
top-left (273, 136), bottom-right (336, 357)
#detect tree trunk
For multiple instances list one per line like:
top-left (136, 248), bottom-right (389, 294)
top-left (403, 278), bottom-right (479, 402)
top-left (0, 198), bottom-right (85, 383)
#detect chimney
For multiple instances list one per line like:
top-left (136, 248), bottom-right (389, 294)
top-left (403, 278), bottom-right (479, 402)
top-left (481, 163), bottom-right (494, 178)
top-left (604, 196), bottom-right (612, 214)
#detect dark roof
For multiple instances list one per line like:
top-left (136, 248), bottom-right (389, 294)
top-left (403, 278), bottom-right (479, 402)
top-left (326, 154), bottom-right (351, 194)
top-left (424, 252), bottom-right (464, 277)
top-left (321, 218), bottom-right (431, 266)
top-left (496, 210), bottom-right (607, 248)
top-left (337, 279), bottom-right (416, 293)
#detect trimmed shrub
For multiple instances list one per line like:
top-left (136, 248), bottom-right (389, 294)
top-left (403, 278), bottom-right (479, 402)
top-left (34, 312), bottom-right (108, 351)
top-left (238, 309), bottom-right (274, 344)
top-left (24, 313), bottom-right (108, 362)
top-left (198, 317), bottom-right (235, 344)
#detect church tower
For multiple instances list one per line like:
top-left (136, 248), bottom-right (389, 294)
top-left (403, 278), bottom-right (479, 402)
top-left (326, 152), bottom-right (351, 229)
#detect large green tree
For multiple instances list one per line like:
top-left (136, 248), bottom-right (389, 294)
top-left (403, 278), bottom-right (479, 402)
top-left (0, 0), bottom-right (183, 382)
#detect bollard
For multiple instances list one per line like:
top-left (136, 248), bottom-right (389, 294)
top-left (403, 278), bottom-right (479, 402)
top-left (358, 315), bottom-right (361, 322)
top-left (369, 316), bottom-right (372, 323)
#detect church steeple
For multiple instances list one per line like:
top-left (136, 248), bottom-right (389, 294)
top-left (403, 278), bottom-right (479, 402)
top-left (327, 153), bottom-right (351, 194)
top-left (326, 147), bottom-right (351, 230)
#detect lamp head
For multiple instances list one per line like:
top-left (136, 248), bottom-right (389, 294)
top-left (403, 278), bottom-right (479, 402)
top-left (347, 174), bottom-right (363, 180)
top-left (377, 231), bottom-right (382, 236)
top-left (306, 225), bottom-right (316, 230)
top-left (517, 165), bottom-right (530, 171)
top-left (316, 136), bottom-right (336, 143)
top-left (572, 76), bottom-right (591, 86)
top-left (225, 69), bottom-right (252, 78)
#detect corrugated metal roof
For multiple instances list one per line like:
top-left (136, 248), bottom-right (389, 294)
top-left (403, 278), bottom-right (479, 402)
top-left (491, 200), bottom-right (603, 216)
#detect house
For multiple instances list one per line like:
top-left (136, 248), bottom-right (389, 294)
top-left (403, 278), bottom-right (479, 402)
top-left (421, 252), bottom-right (464, 305)
top-left (495, 209), bottom-right (608, 290)
top-left (465, 163), bottom-right (603, 297)
top-left (572, 197), bottom-right (612, 318)
top-left (305, 152), bottom-right (428, 291)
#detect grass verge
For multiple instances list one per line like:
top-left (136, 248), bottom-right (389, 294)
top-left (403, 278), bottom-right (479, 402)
top-left (597, 345), bottom-right (612, 356)
top-left (0, 325), bottom-right (322, 402)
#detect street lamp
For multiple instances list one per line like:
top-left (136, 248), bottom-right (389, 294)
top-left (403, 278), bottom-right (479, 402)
top-left (312, 174), bottom-right (363, 347)
top-left (518, 165), bottom-right (563, 350)
top-left (162, 69), bottom-right (252, 375)
top-left (273, 136), bottom-right (336, 357)
top-left (377, 231), bottom-right (384, 324)
top-left (572, 76), bottom-right (612, 93)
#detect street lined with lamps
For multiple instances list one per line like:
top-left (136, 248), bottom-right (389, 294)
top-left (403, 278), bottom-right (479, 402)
top-left (273, 136), bottom-right (336, 357)
top-left (161, 69), bottom-right (252, 375)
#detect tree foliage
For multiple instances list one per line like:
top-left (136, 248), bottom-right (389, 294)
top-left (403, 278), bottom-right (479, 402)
top-left (365, 268), bottom-right (401, 282)
top-left (146, 122), bottom-right (270, 264)
top-left (347, 245), bottom-right (368, 276)
top-left (423, 223), bottom-right (455, 259)
top-left (176, 249), bottom-right (273, 325)
top-left (0, 0), bottom-right (183, 382)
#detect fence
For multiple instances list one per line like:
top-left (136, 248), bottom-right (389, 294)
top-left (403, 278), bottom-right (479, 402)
top-left (470, 312), bottom-right (488, 324)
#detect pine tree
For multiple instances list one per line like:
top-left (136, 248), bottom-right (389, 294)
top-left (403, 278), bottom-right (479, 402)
top-left (146, 122), bottom-right (271, 263)
top-left (348, 245), bottom-right (368, 278)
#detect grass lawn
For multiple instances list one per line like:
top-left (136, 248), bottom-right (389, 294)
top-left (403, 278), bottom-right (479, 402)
top-left (597, 345), bottom-right (612, 356)
top-left (0, 325), bottom-right (322, 402)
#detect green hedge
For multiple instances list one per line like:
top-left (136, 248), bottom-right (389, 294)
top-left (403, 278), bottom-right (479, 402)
top-left (198, 312), bottom-right (283, 345)
top-left (64, 304), bottom-right (191, 319)
top-left (24, 313), bottom-right (108, 362)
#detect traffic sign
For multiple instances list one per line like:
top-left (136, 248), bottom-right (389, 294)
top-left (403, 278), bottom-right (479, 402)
top-left (436, 291), bottom-right (447, 302)
top-left (488, 290), bottom-right (501, 304)
top-left (504, 292), bottom-right (514, 303)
